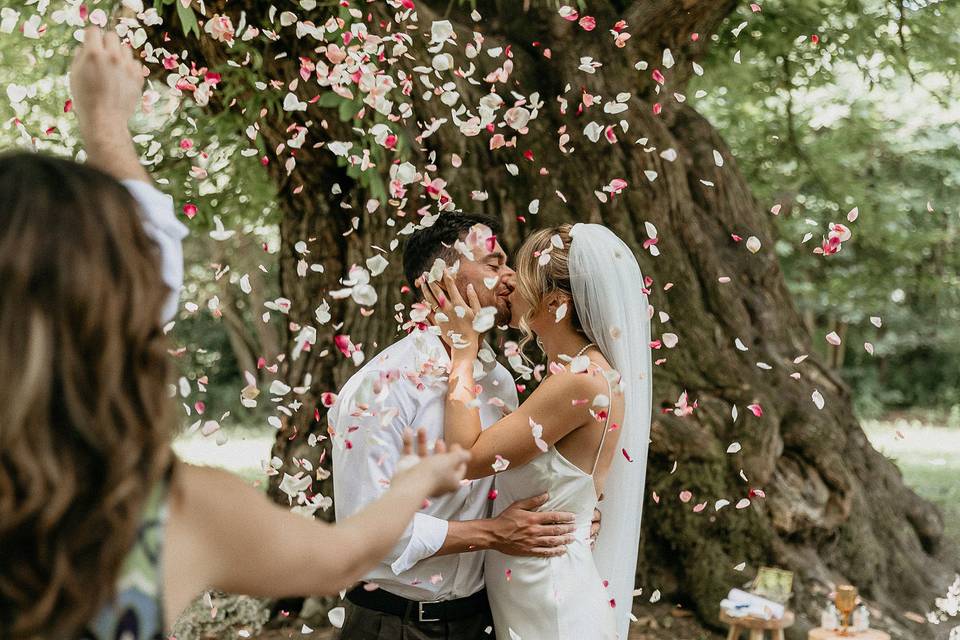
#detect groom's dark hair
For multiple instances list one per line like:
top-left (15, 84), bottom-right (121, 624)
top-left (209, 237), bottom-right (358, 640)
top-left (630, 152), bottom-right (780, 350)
top-left (402, 212), bottom-right (504, 300)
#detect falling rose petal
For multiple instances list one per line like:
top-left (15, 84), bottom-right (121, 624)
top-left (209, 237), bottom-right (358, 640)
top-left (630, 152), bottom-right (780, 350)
top-left (713, 150), bottom-right (724, 167)
top-left (570, 355), bottom-right (592, 373)
top-left (847, 207), bottom-right (859, 222)
top-left (679, 490), bottom-right (693, 503)
top-left (732, 405), bottom-right (739, 422)
top-left (621, 448), bottom-right (633, 462)
top-left (555, 302), bottom-right (568, 323)
top-left (715, 499), bottom-right (730, 511)
top-left (812, 390), bottom-right (825, 410)
top-left (693, 502), bottom-right (707, 513)
top-left (578, 15), bottom-right (596, 31)
top-left (321, 392), bottom-right (338, 407)
top-left (662, 333), bottom-right (679, 348)
top-left (492, 455), bottom-right (510, 472)
top-left (734, 338), bottom-right (749, 352)
top-left (865, 342), bottom-right (875, 355)
top-left (825, 331), bottom-right (842, 346)
top-left (328, 607), bottom-right (345, 628)
top-left (735, 498), bottom-right (751, 509)
top-left (770, 203), bottom-right (782, 215)
top-left (182, 203), bottom-right (198, 219)
top-left (870, 316), bottom-right (882, 328)
top-left (745, 236), bottom-right (761, 253)
top-left (727, 442), bottom-right (742, 454)
top-left (747, 404), bottom-right (763, 417)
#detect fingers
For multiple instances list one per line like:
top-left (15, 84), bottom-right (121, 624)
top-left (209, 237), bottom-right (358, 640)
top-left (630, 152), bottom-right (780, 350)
top-left (102, 29), bottom-right (122, 57)
top-left (434, 438), bottom-right (447, 454)
top-left (401, 428), bottom-right (413, 456)
top-left (466, 283), bottom-right (482, 313)
top-left (416, 428), bottom-right (427, 456)
top-left (427, 280), bottom-right (447, 310)
top-left (533, 523), bottom-right (577, 537)
top-left (537, 534), bottom-right (576, 547)
top-left (532, 510), bottom-right (576, 525)
top-left (419, 280), bottom-right (440, 310)
top-left (82, 25), bottom-right (103, 52)
top-left (442, 269), bottom-right (466, 308)
top-left (511, 492), bottom-right (549, 511)
top-left (528, 546), bottom-right (567, 558)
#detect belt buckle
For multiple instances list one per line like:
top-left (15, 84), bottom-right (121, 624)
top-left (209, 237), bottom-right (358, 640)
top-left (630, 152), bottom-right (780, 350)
top-left (418, 600), bottom-right (441, 623)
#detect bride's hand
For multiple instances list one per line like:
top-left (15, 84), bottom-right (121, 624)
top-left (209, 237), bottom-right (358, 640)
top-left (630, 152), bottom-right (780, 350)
top-left (419, 268), bottom-right (482, 352)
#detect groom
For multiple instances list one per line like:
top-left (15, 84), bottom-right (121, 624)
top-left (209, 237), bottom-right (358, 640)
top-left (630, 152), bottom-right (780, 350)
top-left (329, 214), bottom-right (596, 640)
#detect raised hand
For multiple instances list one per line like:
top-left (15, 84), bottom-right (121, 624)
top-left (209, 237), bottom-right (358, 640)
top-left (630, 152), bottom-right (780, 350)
top-left (393, 428), bottom-right (471, 498)
top-left (69, 26), bottom-right (146, 134)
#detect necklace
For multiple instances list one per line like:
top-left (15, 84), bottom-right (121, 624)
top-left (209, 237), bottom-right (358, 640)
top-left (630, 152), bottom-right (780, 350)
top-left (574, 342), bottom-right (596, 358)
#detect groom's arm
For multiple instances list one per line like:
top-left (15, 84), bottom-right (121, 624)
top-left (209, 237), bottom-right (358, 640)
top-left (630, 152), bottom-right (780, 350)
top-left (435, 492), bottom-right (577, 558)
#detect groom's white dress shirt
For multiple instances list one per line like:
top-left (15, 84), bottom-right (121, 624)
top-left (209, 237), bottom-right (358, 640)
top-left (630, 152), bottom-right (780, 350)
top-left (330, 330), bottom-right (518, 602)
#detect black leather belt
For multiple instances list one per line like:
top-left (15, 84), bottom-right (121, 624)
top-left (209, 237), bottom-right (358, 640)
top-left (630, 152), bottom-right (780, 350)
top-left (346, 584), bottom-right (489, 623)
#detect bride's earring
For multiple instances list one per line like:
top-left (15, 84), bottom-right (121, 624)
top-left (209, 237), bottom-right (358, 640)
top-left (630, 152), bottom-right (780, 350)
top-left (536, 336), bottom-right (544, 353)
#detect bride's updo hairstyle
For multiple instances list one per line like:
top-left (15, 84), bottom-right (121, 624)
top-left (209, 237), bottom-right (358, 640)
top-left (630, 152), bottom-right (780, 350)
top-left (513, 223), bottom-right (587, 360)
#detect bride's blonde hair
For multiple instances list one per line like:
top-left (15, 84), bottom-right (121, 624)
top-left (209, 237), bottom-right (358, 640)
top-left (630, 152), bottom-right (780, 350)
top-left (514, 224), bottom-right (587, 361)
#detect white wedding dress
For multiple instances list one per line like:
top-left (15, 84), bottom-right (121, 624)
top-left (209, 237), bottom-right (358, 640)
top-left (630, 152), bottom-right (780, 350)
top-left (484, 367), bottom-right (618, 640)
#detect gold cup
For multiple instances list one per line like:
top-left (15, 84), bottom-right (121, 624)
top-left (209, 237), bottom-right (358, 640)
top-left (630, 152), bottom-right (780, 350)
top-left (834, 585), bottom-right (858, 636)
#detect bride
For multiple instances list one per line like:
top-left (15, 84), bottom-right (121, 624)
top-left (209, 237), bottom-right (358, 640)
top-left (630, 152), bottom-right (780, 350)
top-left (419, 222), bottom-right (653, 640)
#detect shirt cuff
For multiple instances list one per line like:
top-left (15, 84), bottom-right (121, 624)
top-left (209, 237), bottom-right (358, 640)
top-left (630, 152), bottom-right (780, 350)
top-left (389, 513), bottom-right (449, 575)
top-left (120, 179), bottom-right (188, 240)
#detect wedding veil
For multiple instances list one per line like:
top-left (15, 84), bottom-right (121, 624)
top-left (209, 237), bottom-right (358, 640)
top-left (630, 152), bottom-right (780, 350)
top-left (568, 223), bottom-right (653, 638)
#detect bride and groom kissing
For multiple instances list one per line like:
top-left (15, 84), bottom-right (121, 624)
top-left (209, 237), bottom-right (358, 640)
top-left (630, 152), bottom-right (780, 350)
top-left (329, 214), bottom-right (653, 640)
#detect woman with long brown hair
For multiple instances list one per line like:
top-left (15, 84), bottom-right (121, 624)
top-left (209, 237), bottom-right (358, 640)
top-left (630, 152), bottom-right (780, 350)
top-left (0, 27), bottom-right (470, 640)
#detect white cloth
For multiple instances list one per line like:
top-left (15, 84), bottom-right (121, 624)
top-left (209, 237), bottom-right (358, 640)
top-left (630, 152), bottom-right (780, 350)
top-left (330, 330), bottom-right (518, 601)
top-left (568, 223), bottom-right (653, 639)
top-left (485, 366), bottom-right (617, 640)
top-left (121, 179), bottom-right (188, 322)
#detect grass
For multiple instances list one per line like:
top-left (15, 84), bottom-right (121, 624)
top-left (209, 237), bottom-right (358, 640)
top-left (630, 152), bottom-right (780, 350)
top-left (862, 419), bottom-right (960, 550)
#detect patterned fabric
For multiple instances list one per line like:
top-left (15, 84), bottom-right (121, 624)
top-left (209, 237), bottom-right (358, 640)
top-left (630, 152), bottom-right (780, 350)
top-left (80, 482), bottom-right (168, 640)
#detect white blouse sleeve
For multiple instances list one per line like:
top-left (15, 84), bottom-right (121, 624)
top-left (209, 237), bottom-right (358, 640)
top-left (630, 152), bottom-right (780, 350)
top-left (121, 179), bottom-right (189, 323)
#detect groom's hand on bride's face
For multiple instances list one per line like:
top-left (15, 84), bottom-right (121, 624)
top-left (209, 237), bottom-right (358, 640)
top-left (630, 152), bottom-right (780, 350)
top-left (489, 493), bottom-right (577, 558)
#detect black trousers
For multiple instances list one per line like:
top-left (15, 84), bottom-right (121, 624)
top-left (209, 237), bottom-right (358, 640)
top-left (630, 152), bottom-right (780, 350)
top-left (336, 599), bottom-right (494, 640)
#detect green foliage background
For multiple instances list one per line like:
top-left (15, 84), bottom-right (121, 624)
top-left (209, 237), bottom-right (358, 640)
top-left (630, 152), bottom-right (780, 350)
top-left (1, 0), bottom-right (958, 423)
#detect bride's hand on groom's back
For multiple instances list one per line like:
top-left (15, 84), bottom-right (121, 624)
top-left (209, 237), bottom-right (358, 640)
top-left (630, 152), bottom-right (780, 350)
top-left (489, 493), bottom-right (577, 558)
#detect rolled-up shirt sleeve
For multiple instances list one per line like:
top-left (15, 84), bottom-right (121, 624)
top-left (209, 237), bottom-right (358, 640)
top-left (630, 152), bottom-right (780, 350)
top-left (331, 373), bottom-right (449, 575)
top-left (121, 179), bottom-right (189, 323)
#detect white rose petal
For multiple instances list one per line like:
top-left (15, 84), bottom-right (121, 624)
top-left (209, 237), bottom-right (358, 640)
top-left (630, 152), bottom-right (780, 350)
top-left (812, 390), bottom-right (825, 410)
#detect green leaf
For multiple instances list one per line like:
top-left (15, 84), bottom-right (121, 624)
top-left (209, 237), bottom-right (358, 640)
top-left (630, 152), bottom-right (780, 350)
top-left (338, 99), bottom-right (356, 122)
top-left (176, 1), bottom-right (201, 39)
top-left (317, 92), bottom-right (343, 108)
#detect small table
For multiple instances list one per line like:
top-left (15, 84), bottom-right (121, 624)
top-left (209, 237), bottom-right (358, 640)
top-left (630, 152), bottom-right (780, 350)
top-left (720, 610), bottom-right (795, 640)
top-left (808, 630), bottom-right (890, 640)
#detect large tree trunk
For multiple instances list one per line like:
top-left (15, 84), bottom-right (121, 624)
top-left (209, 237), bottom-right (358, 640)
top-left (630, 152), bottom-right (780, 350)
top-left (158, 1), bottom-right (958, 636)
